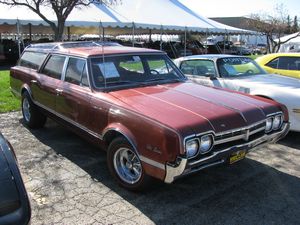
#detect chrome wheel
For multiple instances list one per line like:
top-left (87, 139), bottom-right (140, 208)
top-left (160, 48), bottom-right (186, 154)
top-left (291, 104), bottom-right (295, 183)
top-left (22, 97), bottom-right (31, 122)
top-left (113, 147), bottom-right (142, 184)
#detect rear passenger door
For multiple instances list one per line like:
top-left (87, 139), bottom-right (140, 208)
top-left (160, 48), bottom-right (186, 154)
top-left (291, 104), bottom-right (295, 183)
top-left (56, 57), bottom-right (92, 128)
top-left (32, 54), bottom-right (67, 112)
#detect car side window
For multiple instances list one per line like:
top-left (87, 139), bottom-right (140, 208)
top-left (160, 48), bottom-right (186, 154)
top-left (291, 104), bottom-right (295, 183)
top-left (65, 58), bottom-right (86, 85)
top-left (18, 51), bottom-right (47, 70)
top-left (266, 58), bottom-right (279, 69)
top-left (41, 55), bottom-right (66, 79)
top-left (278, 57), bottom-right (300, 70)
top-left (180, 60), bottom-right (216, 77)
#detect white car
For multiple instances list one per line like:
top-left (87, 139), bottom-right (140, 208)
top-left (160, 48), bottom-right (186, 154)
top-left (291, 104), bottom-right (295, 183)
top-left (174, 55), bottom-right (300, 132)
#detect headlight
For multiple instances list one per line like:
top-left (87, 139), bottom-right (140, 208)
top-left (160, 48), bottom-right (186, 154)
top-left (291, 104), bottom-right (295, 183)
top-left (272, 115), bottom-right (282, 130)
top-left (199, 135), bottom-right (213, 154)
top-left (265, 117), bottom-right (273, 132)
top-left (185, 139), bottom-right (199, 158)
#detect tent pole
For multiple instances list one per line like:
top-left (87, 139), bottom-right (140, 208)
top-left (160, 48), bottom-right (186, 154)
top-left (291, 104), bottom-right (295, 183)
top-left (223, 29), bottom-right (226, 53)
top-left (132, 22), bottom-right (135, 47)
top-left (29, 23), bottom-right (32, 41)
top-left (205, 28), bottom-right (208, 54)
top-left (67, 27), bottom-right (70, 41)
top-left (184, 26), bottom-right (187, 56)
top-left (149, 29), bottom-right (152, 42)
top-left (16, 19), bottom-right (21, 57)
top-left (102, 26), bottom-right (105, 42)
top-left (99, 21), bottom-right (105, 42)
top-left (160, 25), bottom-right (163, 51)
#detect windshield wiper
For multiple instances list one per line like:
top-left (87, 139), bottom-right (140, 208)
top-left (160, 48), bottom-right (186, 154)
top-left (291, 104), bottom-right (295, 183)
top-left (143, 77), bottom-right (183, 83)
top-left (106, 80), bottom-right (138, 85)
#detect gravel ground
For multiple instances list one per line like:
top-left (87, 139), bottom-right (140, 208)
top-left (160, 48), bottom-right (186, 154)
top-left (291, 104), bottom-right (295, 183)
top-left (0, 111), bottom-right (299, 225)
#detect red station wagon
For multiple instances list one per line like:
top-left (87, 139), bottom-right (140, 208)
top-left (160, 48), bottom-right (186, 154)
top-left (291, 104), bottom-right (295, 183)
top-left (10, 42), bottom-right (289, 190)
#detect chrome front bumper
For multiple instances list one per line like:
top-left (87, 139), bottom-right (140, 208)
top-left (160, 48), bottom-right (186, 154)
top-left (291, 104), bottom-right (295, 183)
top-left (164, 122), bottom-right (290, 183)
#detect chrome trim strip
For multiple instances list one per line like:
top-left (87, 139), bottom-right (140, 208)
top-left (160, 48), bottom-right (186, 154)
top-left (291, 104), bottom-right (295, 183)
top-left (267, 112), bottom-right (283, 117)
top-left (164, 158), bottom-right (188, 183)
top-left (139, 156), bottom-right (165, 170)
top-left (61, 56), bottom-right (69, 81)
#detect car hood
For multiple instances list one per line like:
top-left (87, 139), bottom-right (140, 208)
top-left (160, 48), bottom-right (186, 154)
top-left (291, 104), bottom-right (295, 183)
top-left (231, 74), bottom-right (300, 90)
top-left (109, 82), bottom-right (280, 135)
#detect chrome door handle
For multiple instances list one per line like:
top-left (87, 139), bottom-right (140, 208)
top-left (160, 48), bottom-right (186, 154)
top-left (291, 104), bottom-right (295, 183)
top-left (30, 80), bottom-right (38, 84)
top-left (55, 89), bottom-right (63, 95)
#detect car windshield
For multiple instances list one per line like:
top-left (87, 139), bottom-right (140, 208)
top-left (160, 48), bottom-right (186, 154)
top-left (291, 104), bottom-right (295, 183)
top-left (90, 54), bottom-right (185, 89)
top-left (217, 57), bottom-right (266, 77)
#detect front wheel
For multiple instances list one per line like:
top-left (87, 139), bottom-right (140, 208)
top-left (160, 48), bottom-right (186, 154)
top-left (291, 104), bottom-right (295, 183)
top-left (107, 137), bottom-right (152, 191)
top-left (22, 92), bottom-right (47, 129)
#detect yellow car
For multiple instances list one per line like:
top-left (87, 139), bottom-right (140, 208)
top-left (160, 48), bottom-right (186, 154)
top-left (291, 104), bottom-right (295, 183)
top-left (255, 53), bottom-right (300, 79)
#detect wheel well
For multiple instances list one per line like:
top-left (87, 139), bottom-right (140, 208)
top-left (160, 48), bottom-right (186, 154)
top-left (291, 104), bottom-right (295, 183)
top-left (21, 87), bottom-right (30, 96)
top-left (103, 130), bottom-right (125, 146)
top-left (255, 95), bottom-right (273, 101)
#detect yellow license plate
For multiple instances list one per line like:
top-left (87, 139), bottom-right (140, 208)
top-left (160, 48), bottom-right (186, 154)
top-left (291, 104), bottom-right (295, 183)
top-left (229, 150), bottom-right (246, 164)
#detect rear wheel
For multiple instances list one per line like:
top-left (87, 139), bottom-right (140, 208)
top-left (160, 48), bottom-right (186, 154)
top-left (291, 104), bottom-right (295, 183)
top-left (107, 137), bottom-right (152, 191)
top-left (22, 92), bottom-right (47, 129)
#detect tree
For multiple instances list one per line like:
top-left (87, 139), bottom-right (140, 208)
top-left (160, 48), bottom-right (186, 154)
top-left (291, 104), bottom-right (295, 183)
top-left (0, 0), bottom-right (118, 41)
top-left (292, 16), bottom-right (299, 33)
top-left (286, 15), bottom-right (291, 34)
top-left (249, 4), bottom-right (300, 53)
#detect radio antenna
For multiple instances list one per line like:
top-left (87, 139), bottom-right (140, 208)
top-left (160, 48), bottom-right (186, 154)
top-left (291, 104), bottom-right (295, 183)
top-left (100, 21), bottom-right (106, 89)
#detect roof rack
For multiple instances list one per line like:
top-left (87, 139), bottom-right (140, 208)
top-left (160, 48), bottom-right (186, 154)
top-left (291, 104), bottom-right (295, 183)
top-left (25, 41), bottom-right (121, 52)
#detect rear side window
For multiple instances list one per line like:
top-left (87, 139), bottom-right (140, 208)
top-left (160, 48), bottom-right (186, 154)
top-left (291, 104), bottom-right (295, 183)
top-left (65, 58), bottom-right (87, 86)
top-left (41, 55), bottom-right (66, 79)
top-left (18, 51), bottom-right (47, 70)
top-left (278, 56), bottom-right (300, 70)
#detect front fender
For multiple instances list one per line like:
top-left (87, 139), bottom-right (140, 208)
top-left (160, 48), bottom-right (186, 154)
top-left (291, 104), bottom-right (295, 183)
top-left (102, 123), bottom-right (138, 151)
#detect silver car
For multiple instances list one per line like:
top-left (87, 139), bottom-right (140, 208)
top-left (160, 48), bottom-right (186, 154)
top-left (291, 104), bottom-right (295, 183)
top-left (174, 55), bottom-right (300, 132)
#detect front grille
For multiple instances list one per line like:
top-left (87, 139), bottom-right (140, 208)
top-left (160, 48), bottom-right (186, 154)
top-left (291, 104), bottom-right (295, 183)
top-left (214, 121), bottom-right (266, 145)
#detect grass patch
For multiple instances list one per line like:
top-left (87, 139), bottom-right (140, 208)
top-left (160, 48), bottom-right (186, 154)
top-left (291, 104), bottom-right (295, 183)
top-left (0, 70), bottom-right (20, 113)
top-left (247, 54), bottom-right (262, 60)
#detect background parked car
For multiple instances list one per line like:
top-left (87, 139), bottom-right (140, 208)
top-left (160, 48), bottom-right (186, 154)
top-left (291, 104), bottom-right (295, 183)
top-left (230, 46), bottom-right (252, 55)
top-left (0, 132), bottom-right (31, 225)
top-left (175, 54), bottom-right (300, 132)
top-left (256, 53), bottom-right (300, 79)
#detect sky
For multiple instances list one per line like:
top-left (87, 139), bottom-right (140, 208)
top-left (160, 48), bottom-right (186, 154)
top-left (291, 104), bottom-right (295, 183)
top-left (179, 0), bottom-right (299, 18)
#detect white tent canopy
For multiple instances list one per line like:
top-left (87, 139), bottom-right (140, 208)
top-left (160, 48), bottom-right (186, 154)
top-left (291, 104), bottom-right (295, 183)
top-left (0, 0), bottom-right (254, 35)
top-left (276, 32), bottom-right (300, 52)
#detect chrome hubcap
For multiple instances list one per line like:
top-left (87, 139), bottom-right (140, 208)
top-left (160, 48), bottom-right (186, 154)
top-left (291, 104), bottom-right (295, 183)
top-left (113, 147), bottom-right (142, 184)
top-left (22, 98), bottom-right (31, 122)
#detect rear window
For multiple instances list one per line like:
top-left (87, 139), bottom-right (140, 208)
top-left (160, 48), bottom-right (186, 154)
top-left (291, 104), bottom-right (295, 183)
top-left (18, 51), bottom-right (47, 70)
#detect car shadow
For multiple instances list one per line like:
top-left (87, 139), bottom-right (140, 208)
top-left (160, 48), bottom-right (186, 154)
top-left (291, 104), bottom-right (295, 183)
top-left (23, 118), bottom-right (300, 225)
top-left (278, 131), bottom-right (300, 149)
